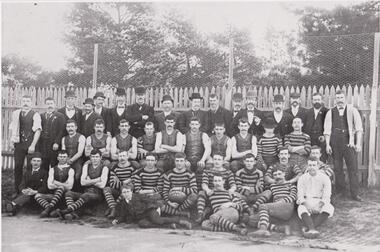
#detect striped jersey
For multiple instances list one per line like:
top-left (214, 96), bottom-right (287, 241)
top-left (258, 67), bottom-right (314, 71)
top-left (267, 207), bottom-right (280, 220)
top-left (202, 168), bottom-right (236, 190)
top-left (284, 132), bottom-right (311, 155)
top-left (208, 189), bottom-right (249, 213)
top-left (257, 135), bottom-right (282, 158)
top-left (235, 168), bottom-right (264, 195)
top-left (163, 169), bottom-right (197, 202)
top-left (133, 168), bottom-right (162, 193)
top-left (109, 163), bottom-right (135, 189)
top-left (265, 162), bottom-right (302, 182)
top-left (270, 183), bottom-right (297, 203)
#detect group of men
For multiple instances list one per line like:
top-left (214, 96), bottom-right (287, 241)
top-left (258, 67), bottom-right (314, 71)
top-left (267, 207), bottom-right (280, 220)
top-left (6, 86), bottom-right (363, 238)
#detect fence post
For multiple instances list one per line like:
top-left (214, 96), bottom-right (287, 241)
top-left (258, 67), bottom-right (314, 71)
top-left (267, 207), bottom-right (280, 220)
top-left (92, 44), bottom-right (99, 89)
top-left (368, 33), bottom-right (380, 187)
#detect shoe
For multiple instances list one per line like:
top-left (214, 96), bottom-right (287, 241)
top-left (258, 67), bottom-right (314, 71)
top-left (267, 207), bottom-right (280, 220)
top-left (284, 225), bottom-right (291, 236)
top-left (40, 206), bottom-right (53, 218)
top-left (64, 213), bottom-right (74, 221)
top-left (195, 212), bottom-right (205, 224)
top-left (50, 209), bottom-right (60, 218)
top-left (253, 229), bottom-right (271, 237)
top-left (351, 195), bottom-right (363, 202)
top-left (57, 208), bottom-right (72, 220)
top-left (104, 208), bottom-right (111, 217)
top-left (170, 223), bottom-right (177, 229)
top-left (179, 219), bottom-right (192, 230)
top-left (303, 229), bottom-right (319, 239)
top-left (178, 211), bottom-right (191, 219)
top-left (108, 208), bottom-right (116, 219)
top-left (235, 227), bottom-right (248, 236)
top-left (276, 225), bottom-right (291, 235)
top-left (6, 203), bottom-right (17, 216)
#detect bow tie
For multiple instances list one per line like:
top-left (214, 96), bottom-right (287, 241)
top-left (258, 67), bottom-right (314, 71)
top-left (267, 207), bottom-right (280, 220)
top-left (338, 107), bottom-right (344, 110)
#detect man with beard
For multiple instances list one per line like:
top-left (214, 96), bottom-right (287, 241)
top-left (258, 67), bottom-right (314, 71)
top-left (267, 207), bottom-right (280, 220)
top-left (80, 98), bottom-right (102, 138)
top-left (304, 93), bottom-right (329, 162)
top-left (127, 87), bottom-right (155, 138)
top-left (230, 93), bottom-right (244, 137)
top-left (58, 90), bottom-right (82, 135)
top-left (265, 94), bottom-right (293, 143)
top-left (93, 91), bottom-right (110, 133)
top-left (179, 93), bottom-right (209, 134)
top-left (207, 94), bottom-right (233, 136)
top-left (39, 97), bottom-right (65, 171)
top-left (154, 95), bottom-right (184, 132)
top-left (110, 120), bottom-right (138, 163)
top-left (155, 114), bottom-right (184, 173)
top-left (324, 90), bottom-right (363, 201)
top-left (85, 119), bottom-right (112, 165)
top-left (9, 95), bottom-right (41, 195)
top-left (108, 88), bottom-right (129, 137)
top-left (61, 120), bottom-right (86, 190)
top-left (285, 92), bottom-right (308, 125)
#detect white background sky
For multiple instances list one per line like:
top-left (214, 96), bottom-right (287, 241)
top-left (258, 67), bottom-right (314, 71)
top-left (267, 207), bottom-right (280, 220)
top-left (2, 1), bottom-right (363, 71)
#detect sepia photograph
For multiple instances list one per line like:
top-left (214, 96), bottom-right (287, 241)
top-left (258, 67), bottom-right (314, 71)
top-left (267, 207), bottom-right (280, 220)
top-left (1, 1), bottom-right (380, 251)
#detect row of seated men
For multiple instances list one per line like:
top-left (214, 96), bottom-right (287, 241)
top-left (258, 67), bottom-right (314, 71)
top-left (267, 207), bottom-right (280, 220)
top-left (7, 125), bottom-right (334, 239)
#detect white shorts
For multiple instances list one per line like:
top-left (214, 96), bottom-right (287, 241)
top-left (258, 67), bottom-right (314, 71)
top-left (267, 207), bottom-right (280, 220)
top-left (297, 198), bottom-right (334, 218)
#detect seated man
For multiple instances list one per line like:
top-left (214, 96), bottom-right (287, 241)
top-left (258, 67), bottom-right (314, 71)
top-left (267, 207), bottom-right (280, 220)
top-left (85, 119), bottom-right (112, 167)
top-left (57, 149), bottom-right (109, 220)
top-left (110, 119), bottom-right (138, 168)
top-left (251, 167), bottom-right (296, 237)
top-left (309, 146), bottom-right (334, 183)
top-left (297, 157), bottom-right (334, 239)
top-left (161, 153), bottom-right (198, 217)
top-left (35, 151), bottom-right (75, 218)
top-left (196, 153), bottom-right (236, 223)
top-left (264, 147), bottom-right (302, 187)
top-left (235, 154), bottom-right (271, 206)
top-left (183, 117), bottom-right (211, 186)
top-left (207, 123), bottom-right (232, 169)
top-left (201, 174), bottom-right (248, 235)
top-left (230, 118), bottom-right (258, 173)
top-left (103, 150), bottom-right (135, 219)
top-left (155, 114), bottom-right (184, 173)
top-left (136, 121), bottom-right (156, 167)
top-left (134, 152), bottom-right (163, 195)
top-left (284, 117), bottom-right (311, 172)
top-left (111, 184), bottom-right (192, 229)
top-left (257, 118), bottom-right (282, 167)
top-left (6, 152), bottom-right (48, 216)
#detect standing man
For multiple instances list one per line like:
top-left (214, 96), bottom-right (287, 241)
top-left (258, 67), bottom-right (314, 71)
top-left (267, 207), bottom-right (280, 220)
top-left (245, 91), bottom-right (264, 137)
top-left (108, 87), bottom-right (129, 137)
top-left (58, 90), bottom-right (82, 135)
top-left (285, 92), bottom-right (308, 125)
top-left (127, 87), bottom-right (155, 138)
top-left (39, 97), bottom-right (65, 171)
top-left (155, 95), bottom-right (184, 132)
top-left (230, 93), bottom-right (245, 137)
top-left (324, 90), bottom-right (363, 201)
top-left (93, 91), bottom-right (110, 133)
top-left (266, 94), bottom-right (293, 142)
top-left (9, 95), bottom-right (41, 196)
top-left (207, 94), bottom-right (233, 136)
top-left (80, 98), bottom-right (102, 138)
top-left (179, 93), bottom-right (209, 134)
top-left (304, 92), bottom-right (329, 162)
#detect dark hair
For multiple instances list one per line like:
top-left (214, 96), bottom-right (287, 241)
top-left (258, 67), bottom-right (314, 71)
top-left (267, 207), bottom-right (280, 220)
top-left (57, 150), bottom-right (68, 156)
top-left (209, 94), bottom-right (219, 99)
top-left (311, 145), bottom-right (321, 151)
top-left (95, 119), bottom-right (105, 126)
top-left (271, 166), bottom-right (285, 174)
top-left (335, 90), bottom-right (345, 96)
top-left (307, 157), bottom-right (319, 162)
top-left (45, 97), bottom-right (55, 103)
top-left (212, 152), bottom-right (225, 158)
top-left (214, 122), bottom-right (225, 128)
top-left (121, 183), bottom-right (134, 192)
top-left (119, 119), bottom-right (129, 125)
top-left (145, 121), bottom-right (154, 127)
top-left (312, 92), bottom-right (323, 98)
top-left (165, 114), bottom-right (176, 121)
top-left (66, 119), bottom-right (77, 126)
top-left (90, 149), bottom-right (101, 156)
top-left (278, 146), bottom-right (289, 153)
top-left (175, 152), bottom-right (186, 159)
top-left (239, 117), bottom-right (250, 125)
top-left (22, 95), bottom-right (32, 99)
top-left (244, 153), bottom-right (256, 160)
top-left (190, 116), bottom-right (200, 123)
top-left (292, 117), bottom-right (303, 122)
top-left (145, 152), bottom-right (157, 160)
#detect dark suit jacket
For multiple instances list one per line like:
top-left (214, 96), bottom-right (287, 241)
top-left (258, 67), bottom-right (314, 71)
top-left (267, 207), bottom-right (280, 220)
top-left (19, 168), bottom-right (48, 193)
top-left (40, 111), bottom-right (66, 145)
top-left (80, 112), bottom-right (103, 138)
top-left (231, 109), bottom-right (245, 137)
top-left (108, 107), bottom-right (129, 137)
top-left (154, 111), bottom-right (184, 132)
top-left (303, 106), bottom-right (329, 142)
top-left (285, 106), bottom-right (308, 126)
top-left (94, 107), bottom-right (110, 131)
top-left (126, 103), bottom-right (155, 138)
top-left (58, 106), bottom-right (83, 135)
top-left (207, 106), bottom-right (233, 136)
top-left (179, 109), bottom-right (209, 134)
top-left (264, 111), bottom-right (293, 141)
top-left (231, 108), bottom-right (264, 137)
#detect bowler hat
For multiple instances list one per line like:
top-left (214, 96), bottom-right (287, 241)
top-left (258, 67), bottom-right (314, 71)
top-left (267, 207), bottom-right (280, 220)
top-left (65, 90), bottom-right (76, 98)
top-left (273, 94), bottom-right (284, 102)
top-left (290, 92), bottom-right (300, 99)
top-left (115, 88), bottom-right (126, 96)
top-left (246, 90), bottom-right (257, 99)
top-left (83, 98), bottom-right (95, 105)
top-left (135, 87), bottom-right (146, 94)
top-left (93, 91), bottom-right (105, 99)
top-left (30, 152), bottom-right (42, 160)
top-left (189, 93), bottom-right (203, 100)
top-left (232, 93), bottom-right (243, 101)
top-left (161, 94), bottom-right (174, 103)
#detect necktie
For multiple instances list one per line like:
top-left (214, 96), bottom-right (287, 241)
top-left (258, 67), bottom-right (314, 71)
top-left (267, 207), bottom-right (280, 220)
top-left (22, 111), bottom-right (26, 117)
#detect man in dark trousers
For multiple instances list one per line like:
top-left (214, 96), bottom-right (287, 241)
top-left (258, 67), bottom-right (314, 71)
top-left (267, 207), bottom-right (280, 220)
top-left (58, 90), bottom-right (83, 135)
top-left (127, 87), bottom-right (155, 138)
top-left (324, 90), bottom-right (363, 201)
top-left (39, 97), bottom-right (66, 171)
top-left (9, 95), bottom-right (42, 196)
top-left (230, 93), bottom-right (245, 137)
top-left (285, 92), bottom-right (308, 125)
top-left (179, 93), bottom-right (209, 134)
top-left (207, 94), bottom-right (233, 137)
top-left (108, 87), bottom-right (129, 137)
top-left (265, 94), bottom-right (293, 143)
top-left (155, 94), bottom-right (184, 132)
top-left (304, 92), bottom-right (329, 162)
top-left (6, 152), bottom-right (48, 216)
top-left (80, 98), bottom-right (102, 138)
top-left (93, 91), bottom-right (110, 134)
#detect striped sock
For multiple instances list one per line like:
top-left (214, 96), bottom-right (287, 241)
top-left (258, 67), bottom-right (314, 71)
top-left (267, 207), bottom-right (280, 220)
top-left (35, 195), bottom-right (50, 209)
top-left (252, 194), bottom-right (270, 211)
top-left (178, 196), bottom-right (195, 211)
top-left (197, 194), bottom-right (206, 214)
top-left (103, 188), bottom-right (117, 208)
top-left (257, 209), bottom-right (270, 230)
top-left (215, 216), bottom-right (237, 231)
top-left (49, 188), bottom-right (64, 207)
top-left (68, 198), bottom-right (85, 211)
top-left (161, 204), bottom-right (179, 216)
top-left (211, 225), bottom-right (224, 232)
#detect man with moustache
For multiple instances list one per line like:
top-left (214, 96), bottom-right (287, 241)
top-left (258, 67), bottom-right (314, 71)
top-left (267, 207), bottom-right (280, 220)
top-left (9, 95), bottom-right (42, 196)
top-left (324, 90), bottom-right (363, 201)
top-left (304, 93), bottom-right (329, 162)
top-left (230, 93), bottom-right (245, 137)
top-left (58, 90), bottom-right (82, 135)
top-left (245, 91), bottom-right (265, 137)
top-left (80, 98), bottom-right (102, 138)
top-left (127, 87), bottom-right (155, 138)
top-left (108, 88), bottom-right (129, 137)
top-left (155, 95), bottom-right (184, 132)
top-left (85, 119), bottom-right (112, 166)
top-left (93, 91), bottom-right (110, 134)
top-left (207, 94), bottom-right (233, 137)
top-left (179, 93), bottom-right (209, 134)
top-left (39, 97), bottom-right (66, 171)
top-left (285, 92), bottom-right (308, 125)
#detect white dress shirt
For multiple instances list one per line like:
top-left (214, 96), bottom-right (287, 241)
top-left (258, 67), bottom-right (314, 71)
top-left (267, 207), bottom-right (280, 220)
top-left (65, 107), bottom-right (75, 119)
